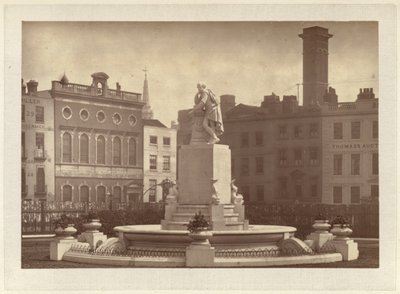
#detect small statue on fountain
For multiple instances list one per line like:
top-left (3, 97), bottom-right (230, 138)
top-left (166, 182), bottom-right (179, 204)
top-left (231, 179), bottom-right (244, 205)
top-left (211, 179), bottom-right (220, 205)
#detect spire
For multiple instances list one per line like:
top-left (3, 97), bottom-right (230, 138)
top-left (142, 66), bottom-right (154, 119)
top-left (60, 71), bottom-right (69, 85)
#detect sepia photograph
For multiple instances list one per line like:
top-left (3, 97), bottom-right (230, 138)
top-left (2, 3), bottom-right (398, 293)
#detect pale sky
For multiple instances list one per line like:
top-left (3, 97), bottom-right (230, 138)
top-left (22, 22), bottom-right (378, 126)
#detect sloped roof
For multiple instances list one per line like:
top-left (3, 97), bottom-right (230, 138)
top-left (143, 119), bottom-right (167, 128)
top-left (225, 103), bottom-right (260, 118)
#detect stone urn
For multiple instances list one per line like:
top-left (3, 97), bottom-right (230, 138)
top-left (55, 224), bottom-right (77, 239)
top-left (312, 220), bottom-right (331, 233)
top-left (330, 224), bottom-right (353, 240)
top-left (83, 219), bottom-right (102, 233)
top-left (188, 229), bottom-right (213, 246)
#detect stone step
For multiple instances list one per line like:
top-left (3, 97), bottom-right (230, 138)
top-left (171, 212), bottom-right (239, 222)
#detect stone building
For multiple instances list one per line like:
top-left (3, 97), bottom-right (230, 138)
top-left (21, 79), bottom-right (55, 201)
top-left (51, 72), bottom-right (145, 205)
top-left (142, 119), bottom-right (177, 202)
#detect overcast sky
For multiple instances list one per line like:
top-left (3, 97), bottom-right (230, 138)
top-left (22, 22), bottom-right (378, 126)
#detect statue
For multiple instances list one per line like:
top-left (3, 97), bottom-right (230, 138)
top-left (166, 182), bottom-right (179, 204)
top-left (189, 83), bottom-right (224, 144)
top-left (231, 179), bottom-right (244, 205)
top-left (211, 179), bottom-right (220, 204)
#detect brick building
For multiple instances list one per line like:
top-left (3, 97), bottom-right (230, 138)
top-left (51, 72), bottom-right (145, 205)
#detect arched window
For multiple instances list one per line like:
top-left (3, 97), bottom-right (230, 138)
top-left (80, 134), bottom-right (89, 163)
top-left (97, 82), bottom-right (103, 96)
top-left (113, 186), bottom-right (122, 203)
top-left (113, 137), bottom-right (121, 165)
top-left (96, 135), bottom-right (105, 164)
top-left (80, 185), bottom-right (89, 202)
top-left (128, 138), bottom-right (136, 165)
top-left (97, 186), bottom-right (106, 203)
top-left (62, 132), bottom-right (72, 162)
top-left (63, 185), bottom-right (72, 202)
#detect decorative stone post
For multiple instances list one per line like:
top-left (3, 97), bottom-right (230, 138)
top-left (186, 230), bottom-right (215, 267)
top-left (78, 219), bottom-right (107, 250)
top-left (50, 224), bottom-right (78, 261)
top-left (305, 215), bottom-right (334, 251)
top-left (330, 224), bottom-right (359, 261)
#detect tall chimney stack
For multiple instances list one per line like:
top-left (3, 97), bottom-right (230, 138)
top-left (27, 80), bottom-right (38, 95)
top-left (299, 26), bottom-right (333, 107)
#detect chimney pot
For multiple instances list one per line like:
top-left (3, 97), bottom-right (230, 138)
top-left (27, 80), bottom-right (38, 95)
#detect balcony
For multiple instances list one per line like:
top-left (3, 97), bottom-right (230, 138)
top-left (22, 185), bottom-right (28, 197)
top-left (33, 148), bottom-right (46, 161)
top-left (34, 184), bottom-right (47, 197)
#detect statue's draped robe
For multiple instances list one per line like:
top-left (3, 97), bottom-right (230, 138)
top-left (194, 89), bottom-right (224, 136)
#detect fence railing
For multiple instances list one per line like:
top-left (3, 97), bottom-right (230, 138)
top-left (21, 200), bottom-right (378, 238)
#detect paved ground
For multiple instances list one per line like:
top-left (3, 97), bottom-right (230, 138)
top-left (21, 242), bottom-right (378, 268)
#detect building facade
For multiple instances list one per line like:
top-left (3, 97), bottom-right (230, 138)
top-left (52, 72), bottom-right (145, 205)
top-left (143, 119), bottom-right (177, 202)
top-left (176, 25), bottom-right (379, 205)
top-left (21, 80), bottom-right (55, 201)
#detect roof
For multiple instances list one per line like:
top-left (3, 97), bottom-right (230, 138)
top-left (22, 90), bottom-right (52, 100)
top-left (143, 119), bottom-right (167, 128)
top-left (225, 103), bottom-right (260, 118)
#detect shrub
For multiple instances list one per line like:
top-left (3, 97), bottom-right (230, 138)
top-left (186, 211), bottom-right (209, 233)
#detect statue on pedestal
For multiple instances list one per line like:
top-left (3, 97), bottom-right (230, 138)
top-left (231, 179), bottom-right (244, 205)
top-left (189, 83), bottom-right (224, 144)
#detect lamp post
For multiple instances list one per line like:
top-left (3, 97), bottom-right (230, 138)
top-left (106, 191), bottom-right (112, 210)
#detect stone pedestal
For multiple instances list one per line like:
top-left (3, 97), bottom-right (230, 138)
top-left (186, 233), bottom-right (215, 267)
top-left (331, 238), bottom-right (359, 261)
top-left (179, 144), bottom-right (231, 204)
top-left (80, 231), bottom-right (108, 249)
top-left (306, 232), bottom-right (334, 251)
top-left (50, 238), bottom-right (78, 261)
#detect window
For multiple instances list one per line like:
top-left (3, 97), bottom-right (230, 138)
top-left (163, 156), bottom-right (171, 171)
top-left (35, 132), bottom-right (45, 158)
top-left (62, 132), bottom-right (72, 163)
top-left (333, 186), bottom-right (342, 203)
top-left (112, 113), bottom-right (122, 125)
top-left (113, 137), bottom-right (121, 165)
top-left (294, 126), bottom-right (302, 138)
top-left (371, 185), bottom-right (379, 199)
top-left (294, 148), bottom-right (302, 166)
top-left (333, 123), bottom-right (343, 139)
top-left (278, 149), bottom-right (287, 166)
top-left (351, 186), bottom-right (361, 204)
top-left (80, 186), bottom-right (89, 202)
top-left (22, 104), bottom-right (25, 122)
top-left (311, 184), bottom-right (318, 198)
top-left (351, 121), bottom-right (361, 139)
top-left (309, 123), bottom-right (318, 138)
top-left (241, 186), bottom-right (250, 203)
top-left (295, 184), bottom-right (303, 199)
top-left (279, 125), bottom-right (287, 139)
top-left (97, 186), bottom-right (106, 203)
top-left (372, 153), bottom-right (378, 175)
top-left (256, 185), bottom-right (264, 202)
top-left (80, 134), bottom-right (89, 163)
top-left (96, 135), bottom-right (105, 164)
top-left (309, 147), bottom-right (318, 165)
top-left (150, 136), bottom-right (158, 145)
top-left (21, 168), bottom-right (26, 193)
top-left (279, 179), bottom-right (288, 198)
top-left (163, 137), bottom-right (171, 146)
top-left (62, 185), bottom-right (72, 202)
top-left (128, 115), bottom-right (137, 127)
top-left (333, 155), bottom-right (343, 175)
top-left (255, 157), bottom-right (264, 174)
top-left (97, 82), bottom-right (103, 96)
top-left (80, 109), bottom-right (89, 121)
top-left (150, 155), bottom-right (157, 170)
top-left (373, 121), bottom-right (378, 139)
top-left (21, 132), bottom-right (25, 158)
top-left (351, 154), bottom-right (361, 175)
top-left (96, 111), bottom-right (106, 123)
top-left (113, 186), bottom-right (122, 203)
top-left (241, 132), bottom-right (249, 147)
top-left (35, 106), bottom-right (44, 123)
top-left (241, 158), bottom-right (249, 175)
top-left (255, 131), bottom-right (263, 146)
top-left (149, 179), bottom-right (157, 202)
top-left (128, 138), bottom-right (136, 165)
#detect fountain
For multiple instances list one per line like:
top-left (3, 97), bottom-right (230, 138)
top-left (59, 84), bottom-right (353, 267)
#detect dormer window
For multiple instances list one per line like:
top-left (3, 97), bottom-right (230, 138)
top-left (97, 82), bottom-right (103, 96)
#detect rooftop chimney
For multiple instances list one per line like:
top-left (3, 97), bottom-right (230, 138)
top-left (21, 78), bottom-right (26, 95)
top-left (299, 26), bottom-right (333, 107)
top-left (220, 94), bottom-right (236, 118)
top-left (27, 80), bottom-right (38, 95)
